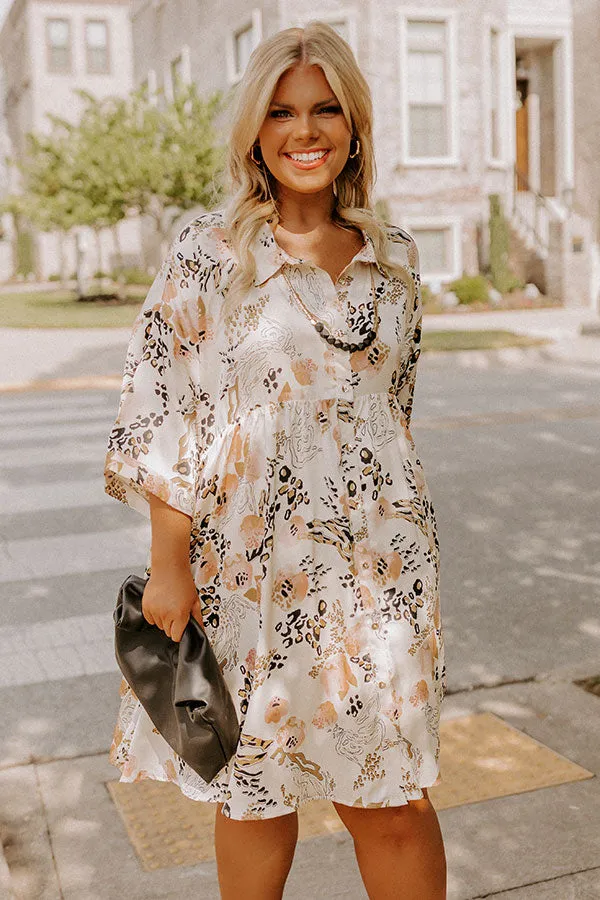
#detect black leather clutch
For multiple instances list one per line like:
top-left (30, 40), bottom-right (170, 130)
top-left (113, 574), bottom-right (241, 784)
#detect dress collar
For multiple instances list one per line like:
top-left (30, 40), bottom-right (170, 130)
top-left (251, 218), bottom-right (388, 287)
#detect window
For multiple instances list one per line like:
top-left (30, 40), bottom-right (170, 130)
top-left (414, 228), bottom-right (450, 274)
top-left (289, 12), bottom-right (357, 55)
top-left (406, 219), bottom-right (461, 281)
top-left (46, 19), bottom-right (71, 74)
top-left (400, 11), bottom-right (458, 164)
top-left (489, 29), bottom-right (501, 160)
top-left (407, 21), bottom-right (447, 157)
top-left (485, 26), bottom-right (508, 164)
top-left (227, 11), bottom-right (262, 83)
top-left (234, 24), bottom-right (254, 76)
top-left (85, 20), bottom-right (109, 74)
top-left (328, 19), bottom-right (349, 43)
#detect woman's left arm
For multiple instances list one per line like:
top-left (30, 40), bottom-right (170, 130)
top-left (394, 236), bottom-right (423, 431)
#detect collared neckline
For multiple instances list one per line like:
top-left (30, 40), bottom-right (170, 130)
top-left (252, 219), bottom-right (388, 287)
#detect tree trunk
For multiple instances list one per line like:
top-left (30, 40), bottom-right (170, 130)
top-left (111, 224), bottom-right (126, 301)
top-left (58, 231), bottom-right (68, 289)
top-left (94, 228), bottom-right (102, 277)
top-left (75, 229), bottom-right (89, 300)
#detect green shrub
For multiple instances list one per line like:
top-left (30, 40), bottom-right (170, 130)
top-left (419, 282), bottom-right (434, 306)
top-left (448, 274), bottom-right (490, 304)
top-left (488, 193), bottom-right (520, 293)
top-left (48, 273), bottom-right (62, 282)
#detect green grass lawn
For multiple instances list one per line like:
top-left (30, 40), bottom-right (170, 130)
top-left (422, 329), bottom-right (550, 352)
top-left (0, 288), bottom-right (551, 353)
top-left (0, 287), bottom-right (146, 328)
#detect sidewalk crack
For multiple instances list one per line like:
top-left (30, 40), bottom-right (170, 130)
top-left (470, 862), bottom-right (600, 898)
top-left (33, 763), bottom-right (65, 900)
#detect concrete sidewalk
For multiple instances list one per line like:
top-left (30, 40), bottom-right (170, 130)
top-left (2, 674), bottom-right (599, 900)
top-left (1, 349), bottom-right (600, 898)
top-left (0, 326), bottom-right (131, 388)
top-left (421, 306), bottom-right (600, 369)
top-left (423, 305), bottom-right (600, 339)
top-left (0, 307), bottom-right (599, 390)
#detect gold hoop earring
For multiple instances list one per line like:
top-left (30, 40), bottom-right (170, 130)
top-left (250, 144), bottom-right (262, 165)
top-left (348, 137), bottom-right (360, 159)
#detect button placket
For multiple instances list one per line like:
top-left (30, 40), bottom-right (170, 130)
top-left (337, 397), bottom-right (368, 543)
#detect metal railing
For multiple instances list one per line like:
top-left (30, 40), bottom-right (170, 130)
top-left (511, 166), bottom-right (553, 256)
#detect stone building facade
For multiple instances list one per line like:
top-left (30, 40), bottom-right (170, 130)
top-left (0, 0), bottom-right (142, 281)
top-left (130, 0), bottom-right (599, 309)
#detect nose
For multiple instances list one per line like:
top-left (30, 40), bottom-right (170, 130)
top-left (293, 111), bottom-right (319, 140)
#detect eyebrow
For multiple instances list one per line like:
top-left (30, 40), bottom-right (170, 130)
top-left (269, 96), bottom-right (338, 109)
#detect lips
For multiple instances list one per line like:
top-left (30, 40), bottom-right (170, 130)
top-left (283, 149), bottom-right (332, 169)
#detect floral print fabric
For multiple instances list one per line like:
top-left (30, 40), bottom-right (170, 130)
top-left (104, 209), bottom-right (446, 820)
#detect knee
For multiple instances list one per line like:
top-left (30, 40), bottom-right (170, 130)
top-left (333, 793), bottom-right (434, 844)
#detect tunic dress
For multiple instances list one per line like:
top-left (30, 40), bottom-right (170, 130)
top-left (104, 208), bottom-right (447, 821)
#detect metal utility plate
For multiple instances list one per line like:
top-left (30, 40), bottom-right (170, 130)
top-left (106, 712), bottom-right (594, 871)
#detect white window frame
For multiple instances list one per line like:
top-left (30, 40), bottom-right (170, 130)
top-left (84, 19), bottom-right (110, 76)
top-left (287, 10), bottom-right (358, 56)
top-left (226, 9), bottom-right (263, 85)
top-left (398, 8), bottom-right (459, 167)
top-left (402, 217), bottom-right (462, 283)
top-left (482, 18), bottom-right (510, 168)
top-left (46, 17), bottom-right (72, 75)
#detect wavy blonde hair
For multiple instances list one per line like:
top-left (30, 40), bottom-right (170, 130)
top-left (221, 20), bottom-right (414, 310)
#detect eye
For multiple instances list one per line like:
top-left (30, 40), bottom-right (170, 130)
top-left (318, 105), bottom-right (341, 115)
top-left (270, 109), bottom-right (291, 118)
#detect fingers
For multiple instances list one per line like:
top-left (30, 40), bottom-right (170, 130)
top-left (142, 604), bottom-right (156, 626)
top-left (190, 598), bottom-right (205, 630)
top-left (141, 582), bottom-right (201, 641)
top-left (170, 618), bottom-right (186, 643)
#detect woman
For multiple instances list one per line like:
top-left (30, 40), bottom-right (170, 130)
top-left (104, 20), bottom-right (447, 900)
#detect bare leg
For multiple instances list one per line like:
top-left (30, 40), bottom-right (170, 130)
top-left (333, 788), bottom-right (447, 899)
top-left (214, 801), bottom-right (299, 900)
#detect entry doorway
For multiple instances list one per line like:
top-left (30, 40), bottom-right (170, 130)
top-left (513, 38), bottom-right (561, 199)
top-left (515, 77), bottom-right (529, 191)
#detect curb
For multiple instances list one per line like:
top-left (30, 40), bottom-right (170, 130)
top-left (422, 341), bottom-right (600, 369)
top-left (0, 374), bottom-right (123, 394)
top-left (581, 322), bottom-right (600, 336)
top-left (421, 344), bottom-right (560, 368)
top-left (0, 342), bottom-right (597, 394)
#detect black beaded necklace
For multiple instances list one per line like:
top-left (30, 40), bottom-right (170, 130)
top-left (281, 264), bottom-right (379, 353)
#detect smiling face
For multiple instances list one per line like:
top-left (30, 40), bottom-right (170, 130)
top-left (256, 63), bottom-right (353, 199)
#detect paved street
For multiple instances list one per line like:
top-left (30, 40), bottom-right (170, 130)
top-left (1, 350), bottom-right (600, 898)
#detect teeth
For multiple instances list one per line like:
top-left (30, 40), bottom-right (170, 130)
top-left (288, 150), bottom-right (328, 162)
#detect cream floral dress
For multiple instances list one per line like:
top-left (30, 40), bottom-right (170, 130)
top-left (104, 208), bottom-right (446, 820)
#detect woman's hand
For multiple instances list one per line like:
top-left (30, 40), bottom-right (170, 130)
top-left (145, 494), bottom-right (202, 642)
top-left (142, 566), bottom-right (204, 642)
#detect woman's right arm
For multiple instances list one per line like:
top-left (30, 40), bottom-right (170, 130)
top-left (142, 494), bottom-right (204, 642)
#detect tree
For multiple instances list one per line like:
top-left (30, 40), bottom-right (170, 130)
top-left (125, 80), bottom-right (226, 257)
top-left (0, 80), bottom-right (226, 295)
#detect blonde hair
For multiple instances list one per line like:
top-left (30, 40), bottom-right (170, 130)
top-left (221, 20), bottom-right (414, 310)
